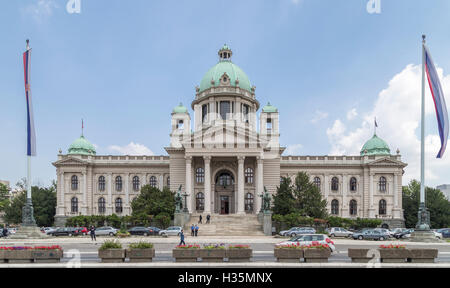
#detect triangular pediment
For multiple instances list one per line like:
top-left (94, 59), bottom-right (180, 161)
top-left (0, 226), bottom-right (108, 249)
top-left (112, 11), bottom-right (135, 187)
top-left (52, 156), bottom-right (89, 167)
top-left (367, 157), bottom-right (406, 167)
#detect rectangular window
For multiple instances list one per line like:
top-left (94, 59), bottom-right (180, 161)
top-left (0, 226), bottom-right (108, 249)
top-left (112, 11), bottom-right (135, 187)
top-left (177, 120), bottom-right (184, 130)
top-left (220, 101), bottom-right (230, 120)
top-left (202, 104), bottom-right (208, 123)
top-left (243, 104), bottom-right (249, 123)
top-left (267, 118), bottom-right (272, 132)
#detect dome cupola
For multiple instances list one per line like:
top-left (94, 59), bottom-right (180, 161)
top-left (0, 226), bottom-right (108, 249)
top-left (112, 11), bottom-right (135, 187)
top-left (68, 135), bottom-right (96, 156)
top-left (360, 134), bottom-right (391, 156)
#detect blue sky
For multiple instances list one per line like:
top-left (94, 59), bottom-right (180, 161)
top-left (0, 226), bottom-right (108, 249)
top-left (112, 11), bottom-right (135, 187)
top-left (1, 0), bottom-right (450, 188)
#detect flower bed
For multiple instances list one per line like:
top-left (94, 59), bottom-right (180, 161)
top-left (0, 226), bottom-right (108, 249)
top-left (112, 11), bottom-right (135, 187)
top-left (379, 244), bottom-right (409, 263)
top-left (274, 244), bottom-right (304, 263)
top-left (199, 244), bottom-right (226, 262)
top-left (226, 245), bottom-right (252, 262)
top-left (98, 240), bottom-right (125, 263)
top-left (173, 245), bottom-right (201, 262)
top-left (127, 242), bottom-right (155, 262)
top-left (0, 246), bottom-right (63, 263)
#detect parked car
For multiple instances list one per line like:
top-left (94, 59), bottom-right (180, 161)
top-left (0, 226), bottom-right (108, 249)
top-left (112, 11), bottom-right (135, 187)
top-left (390, 228), bottom-right (408, 237)
top-left (146, 227), bottom-right (161, 235)
top-left (76, 227), bottom-right (89, 236)
top-left (393, 229), bottom-right (414, 239)
top-left (49, 227), bottom-right (80, 237)
top-left (432, 230), bottom-right (443, 239)
top-left (276, 234), bottom-right (336, 252)
top-left (352, 229), bottom-right (389, 241)
top-left (285, 227), bottom-right (316, 237)
top-left (374, 228), bottom-right (392, 238)
top-left (437, 228), bottom-right (450, 238)
top-left (41, 227), bottom-right (57, 235)
top-left (159, 226), bottom-right (182, 236)
top-left (328, 227), bottom-right (353, 238)
top-left (128, 226), bottom-right (154, 236)
top-left (7, 228), bottom-right (17, 235)
top-left (279, 227), bottom-right (300, 237)
top-left (88, 226), bottom-right (118, 236)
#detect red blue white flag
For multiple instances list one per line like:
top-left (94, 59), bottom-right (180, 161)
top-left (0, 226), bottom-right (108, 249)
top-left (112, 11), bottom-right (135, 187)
top-left (23, 47), bottom-right (36, 156)
top-left (424, 45), bottom-right (449, 158)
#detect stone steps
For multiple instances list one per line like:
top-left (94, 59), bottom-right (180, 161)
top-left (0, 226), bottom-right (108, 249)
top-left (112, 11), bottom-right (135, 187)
top-left (185, 214), bottom-right (264, 236)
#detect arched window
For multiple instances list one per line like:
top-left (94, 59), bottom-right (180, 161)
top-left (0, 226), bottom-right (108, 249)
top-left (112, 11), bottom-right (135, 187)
top-left (71, 175), bottom-right (78, 190)
top-left (98, 197), bottom-right (105, 214)
top-left (331, 177), bottom-right (339, 191)
top-left (115, 176), bottom-right (122, 191)
top-left (216, 172), bottom-right (234, 187)
top-left (71, 197), bottom-right (78, 213)
top-left (149, 176), bottom-right (157, 187)
top-left (379, 176), bottom-right (387, 192)
top-left (349, 200), bottom-right (357, 216)
top-left (313, 177), bottom-right (321, 191)
top-left (196, 168), bottom-right (205, 183)
top-left (245, 193), bottom-right (254, 212)
top-left (196, 192), bottom-right (204, 211)
top-left (331, 199), bottom-right (339, 215)
top-left (115, 198), bottom-right (123, 213)
top-left (167, 176), bottom-right (170, 187)
top-left (132, 176), bottom-right (140, 191)
top-left (98, 176), bottom-right (105, 192)
top-left (350, 177), bottom-right (357, 192)
top-left (245, 168), bottom-right (254, 184)
top-left (379, 199), bottom-right (387, 215)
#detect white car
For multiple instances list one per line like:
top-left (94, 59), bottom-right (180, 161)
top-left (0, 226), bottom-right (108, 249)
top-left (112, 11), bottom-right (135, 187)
top-left (328, 227), bottom-right (353, 238)
top-left (88, 226), bottom-right (118, 236)
top-left (275, 234), bottom-right (336, 252)
top-left (432, 230), bottom-right (443, 239)
top-left (43, 227), bottom-right (57, 235)
top-left (159, 226), bottom-right (182, 236)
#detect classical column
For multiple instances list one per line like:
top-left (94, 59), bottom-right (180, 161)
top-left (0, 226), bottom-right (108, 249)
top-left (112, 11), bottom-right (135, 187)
top-left (204, 156), bottom-right (211, 213)
top-left (125, 173), bottom-right (130, 215)
top-left (108, 173), bottom-right (113, 215)
top-left (185, 156), bottom-right (193, 212)
top-left (369, 172), bottom-right (374, 218)
top-left (393, 173), bottom-right (398, 207)
top-left (159, 174), bottom-right (164, 190)
top-left (342, 174), bottom-right (347, 217)
top-left (82, 171), bottom-right (87, 214)
top-left (255, 157), bottom-right (263, 213)
top-left (58, 171), bottom-right (65, 215)
top-left (237, 156), bottom-right (245, 214)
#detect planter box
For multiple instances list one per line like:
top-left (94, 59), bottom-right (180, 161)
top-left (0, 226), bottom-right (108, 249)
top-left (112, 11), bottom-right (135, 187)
top-left (379, 249), bottom-right (409, 263)
top-left (408, 249), bottom-right (438, 263)
top-left (98, 249), bottom-right (125, 263)
top-left (199, 249), bottom-right (226, 262)
top-left (304, 249), bottom-right (331, 263)
top-left (3, 250), bottom-right (34, 263)
top-left (274, 248), bottom-right (303, 263)
top-left (226, 249), bottom-right (253, 262)
top-left (348, 248), bottom-right (373, 263)
top-left (32, 249), bottom-right (63, 263)
top-left (126, 248), bottom-right (155, 263)
top-left (172, 249), bottom-right (200, 262)
top-left (0, 250), bottom-right (5, 263)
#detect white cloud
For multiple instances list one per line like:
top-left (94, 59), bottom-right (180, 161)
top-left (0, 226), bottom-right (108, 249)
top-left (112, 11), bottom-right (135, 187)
top-left (107, 142), bottom-right (154, 156)
top-left (22, 0), bottom-right (58, 22)
top-left (311, 110), bottom-right (328, 123)
top-left (326, 64), bottom-right (450, 185)
top-left (347, 108), bottom-right (358, 120)
top-left (284, 144), bottom-right (303, 155)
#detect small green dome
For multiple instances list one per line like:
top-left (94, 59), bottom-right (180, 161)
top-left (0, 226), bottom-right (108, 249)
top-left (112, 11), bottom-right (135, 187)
top-left (360, 134), bottom-right (391, 156)
top-left (262, 102), bottom-right (278, 113)
top-left (68, 135), bottom-right (96, 156)
top-left (173, 103), bottom-right (188, 114)
top-left (199, 46), bottom-right (252, 93)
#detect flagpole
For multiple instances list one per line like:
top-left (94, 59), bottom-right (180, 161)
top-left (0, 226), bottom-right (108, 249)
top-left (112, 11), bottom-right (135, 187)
top-left (26, 39), bottom-right (32, 202)
top-left (420, 35), bottom-right (426, 205)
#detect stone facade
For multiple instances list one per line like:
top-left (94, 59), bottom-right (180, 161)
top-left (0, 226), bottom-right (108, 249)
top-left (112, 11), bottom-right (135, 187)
top-left (53, 45), bottom-right (407, 228)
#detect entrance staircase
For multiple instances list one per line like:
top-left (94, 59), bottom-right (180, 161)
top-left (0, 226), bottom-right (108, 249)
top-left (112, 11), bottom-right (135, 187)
top-left (185, 213), bottom-right (265, 236)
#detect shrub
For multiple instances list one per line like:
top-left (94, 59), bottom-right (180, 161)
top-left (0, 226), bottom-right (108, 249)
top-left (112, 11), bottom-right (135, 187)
top-left (228, 245), bottom-right (250, 249)
top-left (203, 244), bottom-right (225, 250)
top-left (99, 240), bottom-right (122, 250)
top-left (175, 244), bottom-right (200, 249)
top-left (129, 242), bottom-right (154, 249)
top-left (154, 213), bottom-right (171, 229)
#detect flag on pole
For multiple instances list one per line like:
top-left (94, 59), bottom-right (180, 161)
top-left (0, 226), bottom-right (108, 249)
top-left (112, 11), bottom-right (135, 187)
top-left (424, 45), bottom-right (449, 158)
top-left (23, 43), bottom-right (36, 156)
top-left (374, 117), bottom-right (378, 128)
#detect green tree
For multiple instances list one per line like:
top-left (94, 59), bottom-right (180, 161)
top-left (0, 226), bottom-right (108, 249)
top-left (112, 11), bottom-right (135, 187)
top-left (292, 172), bottom-right (328, 219)
top-left (272, 177), bottom-right (295, 215)
top-left (131, 185), bottom-right (175, 218)
top-left (3, 183), bottom-right (57, 227)
top-left (0, 183), bottom-right (10, 212)
top-left (403, 179), bottom-right (450, 228)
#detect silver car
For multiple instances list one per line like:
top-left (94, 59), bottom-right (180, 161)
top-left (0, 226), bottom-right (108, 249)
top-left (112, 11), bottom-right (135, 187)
top-left (159, 226), bottom-right (182, 236)
top-left (89, 226), bottom-right (118, 236)
top-left (328, 227), bottom-right (353, 238)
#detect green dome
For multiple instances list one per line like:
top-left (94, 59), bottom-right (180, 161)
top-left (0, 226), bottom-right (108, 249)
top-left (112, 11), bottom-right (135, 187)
top-left (68, 135), bottom-right (96, 156)
top-left (199, 46), bottom-right (252, 93)
top-left (173, 103), bottom-right (188, 113)
top-left (360, 134), bottom-right (391, 156)
top-left (262, 102), bottom-right (278, 113)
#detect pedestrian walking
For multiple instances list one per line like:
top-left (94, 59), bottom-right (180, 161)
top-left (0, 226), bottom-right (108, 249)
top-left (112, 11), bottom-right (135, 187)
top-left (90, 225), bottom-right (96, 241)
top-left (206, 214), bottom-right (210, 224)
top-left (194, 224), bottom-right (199, 237)
top-left (2, 225), bottom-right (8, 238)
top-left (179, 229), bottom-right (186, 245)
top-left (191, 224), bottom-right (195, 236)
top-left (198, 215), bottom-right (202, 224)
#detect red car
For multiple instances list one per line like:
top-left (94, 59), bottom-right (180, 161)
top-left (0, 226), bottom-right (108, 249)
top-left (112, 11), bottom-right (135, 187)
top-left (77, 227), bottom-right (89, 235)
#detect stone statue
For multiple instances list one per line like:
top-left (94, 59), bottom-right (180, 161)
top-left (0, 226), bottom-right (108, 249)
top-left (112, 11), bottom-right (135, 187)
top-left (175, 185), bottom-right (182, 213)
